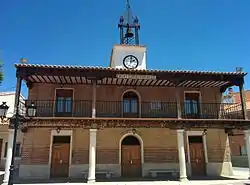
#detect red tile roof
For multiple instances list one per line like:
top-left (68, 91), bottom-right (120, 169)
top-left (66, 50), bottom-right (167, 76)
top-left (15, 63), bottom-right (247, 76)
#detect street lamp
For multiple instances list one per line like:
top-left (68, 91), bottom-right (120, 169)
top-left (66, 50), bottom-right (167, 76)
top-left (8, 101), bottom-right (36, 185)
top-left (0, 102), bottom-right (9, 121)
top-left (26, 102), bottom-right (36, 117)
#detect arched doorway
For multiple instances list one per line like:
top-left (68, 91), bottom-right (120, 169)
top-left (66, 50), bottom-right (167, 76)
top-left (122, 91), bottom-right (139, 118)
top-left (121, 135), bottom-right (142, 177)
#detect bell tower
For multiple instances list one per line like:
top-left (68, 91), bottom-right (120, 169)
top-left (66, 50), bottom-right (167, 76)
top-left (110, 0), bottom-right (147, 70)
top-left (118, 0), bottom-right (140, 45)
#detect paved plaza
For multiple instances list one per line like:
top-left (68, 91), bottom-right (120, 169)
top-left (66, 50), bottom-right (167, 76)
top-left (11, 180), bottom-right (250, 185)
top-left (0, 168), bottom-right (247, 185)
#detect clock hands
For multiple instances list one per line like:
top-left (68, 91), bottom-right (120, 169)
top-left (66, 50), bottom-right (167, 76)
top-left (123, 55), bottom-right (139, 69)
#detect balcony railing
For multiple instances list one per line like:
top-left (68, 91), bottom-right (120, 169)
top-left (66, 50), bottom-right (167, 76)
top-left (25, 100), bottom-right (92, 117)
top-left (96, 101), bottom-right (178, 118)
top-left (25, 100), bottom-right (244, 119)
top-left (180, 102), bottom-right (243, 119)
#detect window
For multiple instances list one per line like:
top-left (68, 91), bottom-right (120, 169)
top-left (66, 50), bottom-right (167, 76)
top-left (184, 92), bottom-right (200, 115)
top-left (240, 145), bottom-right (247, 156)
top-left (123, 98), bottom-right (138, 113)
top-left (55, 89), bottom-right (73, 115)
top-left (122, 91), bottom-right (139, 117)
top-left (150, 101), bottom-right (161, 110)
top-left (123, 99), bottom-right (138, 113)
top-left (57, 97), bottom-right (72, 113)
top-left (4, 142), bottom-right (21, 157)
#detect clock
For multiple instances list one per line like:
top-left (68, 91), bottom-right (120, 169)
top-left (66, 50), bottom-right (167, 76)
top-left (123, 55), bottom-right (139, 69)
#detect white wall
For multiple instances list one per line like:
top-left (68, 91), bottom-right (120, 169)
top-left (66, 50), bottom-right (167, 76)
top-left (110, 45), bottom-right (147, 70)
top-left (0, 130), bottom-right (23, 169)
top-left (0, 92), bottom-right (26, 117)
top-left (0, 92), bottom-right (25, 169)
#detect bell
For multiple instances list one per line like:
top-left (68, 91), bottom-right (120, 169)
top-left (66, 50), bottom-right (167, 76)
top-left (125, 28), bottom-right (134, 38)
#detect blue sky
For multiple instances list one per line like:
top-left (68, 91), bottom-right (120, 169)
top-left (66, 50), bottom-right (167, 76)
top-left (1, 0), bottom-right (250, 97)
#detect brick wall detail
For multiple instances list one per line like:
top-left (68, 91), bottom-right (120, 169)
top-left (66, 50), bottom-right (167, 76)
top-left (21, 128), bottom-right (51, 164)
top-left (206, 129), bottom-right (230, 163)
top-left (20, 128), bottom-right (230, 165)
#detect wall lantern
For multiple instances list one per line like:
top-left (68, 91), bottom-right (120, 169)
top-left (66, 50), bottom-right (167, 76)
top-left (132, 128), bottom-right (137, 135)
top-left (56, 127), bottom-right (61, 134)
top-left (0, 102), bottom-right (9, 121)
top-left (26, 102), bottom-right (36, 117)
top-left (202, 129), bottom-right (207, 135)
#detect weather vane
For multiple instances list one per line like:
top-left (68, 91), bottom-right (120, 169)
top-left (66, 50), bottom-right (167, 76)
top-left (118, 0), bottom-right (140, 45)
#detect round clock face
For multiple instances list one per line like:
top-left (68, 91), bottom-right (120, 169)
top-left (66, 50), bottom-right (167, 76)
top-left (123, 55), bottom-right (139, 69)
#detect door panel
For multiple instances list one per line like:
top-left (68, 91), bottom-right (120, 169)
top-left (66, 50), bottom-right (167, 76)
top-left (122, 145), bottom-right (141, 177)
top-left (51, 143), bottom-right (70, 178)
top-left (122, 146), bottom-right (131, 177)
top-left (189, 143), bottom-right (206, 176)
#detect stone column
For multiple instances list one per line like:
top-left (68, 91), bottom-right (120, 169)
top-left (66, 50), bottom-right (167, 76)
top-left (244, 130), bottom-right (250, 179)
top-left (177, 129), bottom-right (188, 181)
top-left (88, 129), bottom-right (97, 183)
top-left (3, 129), bottom-right (14, 184)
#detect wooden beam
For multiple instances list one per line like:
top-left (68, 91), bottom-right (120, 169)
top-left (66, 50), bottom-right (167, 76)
top-left (239, 81), bottom-right (248, 120)
top-left (92, 80), bottom-right (97, 118)
top-left (18, 67), bottom-right (246, 82)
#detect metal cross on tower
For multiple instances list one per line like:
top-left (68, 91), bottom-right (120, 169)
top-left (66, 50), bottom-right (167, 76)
top-left (118, 0), bottom-right (140, 45)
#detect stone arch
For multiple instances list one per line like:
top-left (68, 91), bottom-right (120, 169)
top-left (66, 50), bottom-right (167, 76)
top-left (121, 89), bottom-right (141, 103)
top-left (119, 132), bottom-right (144, 164)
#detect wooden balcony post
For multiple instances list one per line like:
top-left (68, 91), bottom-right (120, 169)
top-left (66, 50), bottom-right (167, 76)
top-left (239, 81), bottom-right (248, 120)
top-left (92, 80), bottom-right (97, 118)
top-left (176, 89), bottom-right (182, 119)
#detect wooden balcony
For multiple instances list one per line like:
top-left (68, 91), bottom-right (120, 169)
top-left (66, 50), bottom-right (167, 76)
top-left (25, 100), bottom-right (244, 120)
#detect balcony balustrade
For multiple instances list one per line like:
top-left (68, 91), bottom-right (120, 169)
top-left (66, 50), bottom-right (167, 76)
top-left (25, 100), bottom-right (243, 120)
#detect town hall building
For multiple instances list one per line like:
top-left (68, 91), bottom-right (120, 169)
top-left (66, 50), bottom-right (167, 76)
top-left (2, 0), bottom-right (250, 184)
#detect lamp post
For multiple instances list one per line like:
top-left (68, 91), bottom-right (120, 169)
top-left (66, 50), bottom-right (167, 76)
top-left (1, 101), bottom-right (36, 185)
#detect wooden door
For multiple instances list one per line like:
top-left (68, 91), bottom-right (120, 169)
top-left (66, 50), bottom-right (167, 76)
top-left (122, 145), bottom-right (141, 177)
top-left (189, 143), bottom-right (206, 176)
top-left (51, 143), bottom-right (70, 178)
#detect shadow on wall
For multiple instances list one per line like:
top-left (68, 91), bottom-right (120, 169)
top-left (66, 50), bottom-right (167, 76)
top-left (206, 129), bottom-right (233, 176)
top-left (222, 132), bottom-right (233, 176)
top-left (231, 156), bottom-right (249, 168)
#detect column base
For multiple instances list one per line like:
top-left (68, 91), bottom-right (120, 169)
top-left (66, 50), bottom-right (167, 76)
top-left (179, 176), bottom-right (188, 182)
top-left (2, 182), bottom-right (8, 185)
top-left (87, 178), bottom-right (96, 183)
